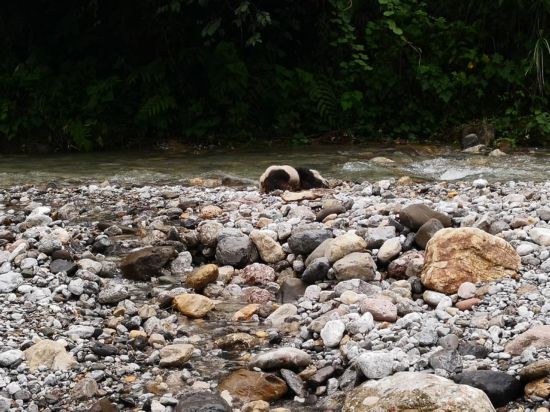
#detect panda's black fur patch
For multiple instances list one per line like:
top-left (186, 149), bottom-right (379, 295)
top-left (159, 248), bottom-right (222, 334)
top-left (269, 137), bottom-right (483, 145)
top-left (262, 169), bottom-right (292, 193)
top-left (296, 167), bottom-right (329, 189)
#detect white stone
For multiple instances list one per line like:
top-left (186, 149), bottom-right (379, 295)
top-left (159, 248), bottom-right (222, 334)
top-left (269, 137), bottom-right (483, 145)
top-left (355, 351), bottom-right (394, 379)
top-left (377, 237), bottom-right (402, 263)
top-left (321, 319), bottom-right (345, 347)
top-left (530, 228), bottom-right (550, 246)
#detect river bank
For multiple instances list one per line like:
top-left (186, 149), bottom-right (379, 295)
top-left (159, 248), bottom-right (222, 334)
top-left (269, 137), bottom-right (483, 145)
top-left (1, 177), bottom-right (550, 411)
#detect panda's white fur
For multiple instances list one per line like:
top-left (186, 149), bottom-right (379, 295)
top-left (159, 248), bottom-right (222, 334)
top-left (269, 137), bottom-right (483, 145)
top-left (259, 165), bottom-right (300, 193)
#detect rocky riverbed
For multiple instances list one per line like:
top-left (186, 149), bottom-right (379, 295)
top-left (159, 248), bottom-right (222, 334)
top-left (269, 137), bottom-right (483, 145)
top-left (1, 177), bottom-right (550, 412)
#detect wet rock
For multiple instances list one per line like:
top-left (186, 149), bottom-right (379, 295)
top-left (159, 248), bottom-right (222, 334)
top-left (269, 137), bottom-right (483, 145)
top-left (240, 263), bottom-right (276, 286)
top-left (120, 246), bottom-right (176, 281)
top-left (325, 233), bottom-right (367, 263)
top-left (215, 235), bottom-right (257, 268)
top-left (505, 325), bottom-right (550, 355)
top-left (414, 218), bottom-right (444, 250)
top-left (215, 333), bottom-right (259, 350)
top-left (288, 225), bottom-right (332, 256)
top-left (333, 252), bottom-right (376, 281)
top-left (421, 227), bottom-right (520, 294)
top-left (250, 230), bottom-right (285, 263)
top-left (175, 392), bottom-right (231, 412)
top-left (24, 339), bottom-right (77, 371)
top-left (250, 347), bottom-right (311, 370)
top-left (186, 264), bottom-right (218, 291)
top-left (453, 370), bottom-right (524, 407)
top-left (377, 237), bottom-right (402, 263)
top-left (159, 344), bottom-right (194, 367)
top-left (399, 204), bottom-right (451, 230)
top-left (343, 372), bottom-right (495, 412)
top-left (301, 257), bottom-right (330, 284)
top-left (360, 298), bottom-right (397, 322)
top-left (219, 369), bottom-right (287, 402)
top-left (0, 271), bottom-right (23, 293)
top-left (50, 259), bottom-right (77, 275)
top-left (277, 278), bottom-right (306, 303)
top-left (173, 293), bottom-right (215, 318)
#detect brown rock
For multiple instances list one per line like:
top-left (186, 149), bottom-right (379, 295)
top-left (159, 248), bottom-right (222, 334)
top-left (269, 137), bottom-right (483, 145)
top-left (173, 293), bottom-right (215, 318)
top-left (387, 250), bottom-right (424, 280)
top-left (215, 333), bottom-right (259, 350)
top-left (399, 204), bottom-right (451, 230)
top-left (219, 369), bottom-right (288, 401)
top-left (505, 326), bottom-right (550, 356)
top-left (525, 377), bottom-right (550, 399)
top-left (159, 344), bottom-right (194, 367)
top-left (421, 228), bottom-right (520, 294)
top-left (360, 298), bottom-right (397, 322)
top-left (456, 298), bottom-right (481, 311)
top-left (240, 263), bottom-right (276, 286)
top-left (120, 246), bottom-right (177, 281)
top-left (88, 398), bottom-right (118, 412)
top-left (232, 304), bottom-right (260, 321)
top-left (520, 359), bottom-right (550, 381)
top-left (199, 205), bottom-right (223, 219)
top-left (185, 264), bottom-right (218, 291)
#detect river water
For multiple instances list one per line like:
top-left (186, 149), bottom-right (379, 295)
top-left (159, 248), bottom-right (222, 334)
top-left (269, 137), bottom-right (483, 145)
top-left (0, 144), bottom-right (548, 186)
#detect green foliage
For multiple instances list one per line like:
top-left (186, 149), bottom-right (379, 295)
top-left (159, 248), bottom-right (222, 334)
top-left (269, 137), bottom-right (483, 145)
top-left (0, 0), bottom-right (549, 151)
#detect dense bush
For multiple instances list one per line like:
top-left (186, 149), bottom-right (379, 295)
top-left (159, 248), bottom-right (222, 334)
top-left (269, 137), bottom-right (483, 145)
top-left (0, 0), bottom-right (549, 151)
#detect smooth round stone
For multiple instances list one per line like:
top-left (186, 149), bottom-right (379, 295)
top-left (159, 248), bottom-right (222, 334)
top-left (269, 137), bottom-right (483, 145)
top-left (423, 290), bottom-right (447, 306)
top-left (457, 282), bottom-right (476, 299)
top-left (321, 319), bottom-right (346, 347)
top-left (517, 243), bottom-right (536, 256)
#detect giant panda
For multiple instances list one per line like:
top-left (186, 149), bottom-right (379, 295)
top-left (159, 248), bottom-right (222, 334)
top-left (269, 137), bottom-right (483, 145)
top-left (259, 165), bottom-right (328, 193)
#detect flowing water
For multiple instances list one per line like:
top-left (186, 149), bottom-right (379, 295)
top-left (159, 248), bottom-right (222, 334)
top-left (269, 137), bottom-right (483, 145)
top-left (0, 144), bottom-right (549, 186)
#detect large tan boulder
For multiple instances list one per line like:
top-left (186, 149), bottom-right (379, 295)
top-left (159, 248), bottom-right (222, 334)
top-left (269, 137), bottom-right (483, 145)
top-left (219, 369), bottom-right (287, 402)
top-left (505, 325), bottom-right (550, 356)
top-left (343, 372), bottom-right (495, 412)
top-left (421, 227), bottom-right (520, 294)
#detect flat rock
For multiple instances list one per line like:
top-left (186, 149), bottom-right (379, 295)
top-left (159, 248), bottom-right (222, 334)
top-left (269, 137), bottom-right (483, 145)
top-left (421, 227), bottom-right (520, 294)
top-left (175, 392), bottom-right (231, 412)
top-left (343, 372), bottom-right (495, 412)
top-left (505, 325), bottom-right (550, 355)
top-left (360, 298), bottom-right (397, 322)
top-left (325, 233), bottom-right (367, 263)
top-left (355, 351), bottom-right (394, 379)
top-left (0, 271), bottom-right (23, 293)
top-left (530, 228), bottom-right (550, 246)
top-left (265, 304), bottom-right (297, 328)
top-left (520, 359), bottom-right (550, 381)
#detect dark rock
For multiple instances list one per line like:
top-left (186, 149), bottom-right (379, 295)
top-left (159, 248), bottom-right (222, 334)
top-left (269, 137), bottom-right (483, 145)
top-left (402, 232), bottom-right (416, 252)
top-left (92, 343), bottom-right (118, 357)
top-left (414, 218), bottom-right (444, 249)
top-left (339, 367), bottom-right (359, 391)
top-left (458, 342), bottom-right (490, 359)
top-left (399, 204), bottom-right (451, 231)
top-left (316, 201), bottom-right (346, 222)
top-left (50, 259), bottom-right (78, 275)
top-left (301, 257), bottom-right (330, 284)
top-left (120, 246), bottom-right (177, 281)
top-left (429, 349), bottom-right (462, 373)
top-left (462, 133), bottom-right (479, 149)
top-left (92, 237), bottom-right (112, 253)
top-left (281, 368), bottom-right (307, 397)
top-left (175, 391), bottom-right (231, 412)
top-left (288, 225), bottom-right (332, 256)
top-left (215, 235), bottom-right (257, 269)
top-left (453, 370), bottom-right (524, 407)
top-left (277, 278), bottom-right (307, 304)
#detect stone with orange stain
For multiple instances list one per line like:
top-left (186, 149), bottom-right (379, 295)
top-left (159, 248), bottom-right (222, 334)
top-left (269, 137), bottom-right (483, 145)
top-left (421, 227), bottom-right (520, 294)
top-left (232, 304), bottom-right (260, 321)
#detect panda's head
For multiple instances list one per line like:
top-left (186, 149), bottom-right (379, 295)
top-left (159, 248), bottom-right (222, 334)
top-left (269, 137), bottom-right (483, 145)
top-left (259, 165), bottom-right (300, 193)
top-left (295, 167), bottom-right (329, 190)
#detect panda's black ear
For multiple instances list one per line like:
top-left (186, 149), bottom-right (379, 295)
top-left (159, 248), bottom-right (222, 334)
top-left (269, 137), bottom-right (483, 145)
top-left (296, 167), bottom-right (327, 189)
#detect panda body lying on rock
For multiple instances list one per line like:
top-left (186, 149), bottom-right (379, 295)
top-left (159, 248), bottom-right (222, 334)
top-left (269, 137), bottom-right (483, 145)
top-left (259, 165), bottom-right (329, 193)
